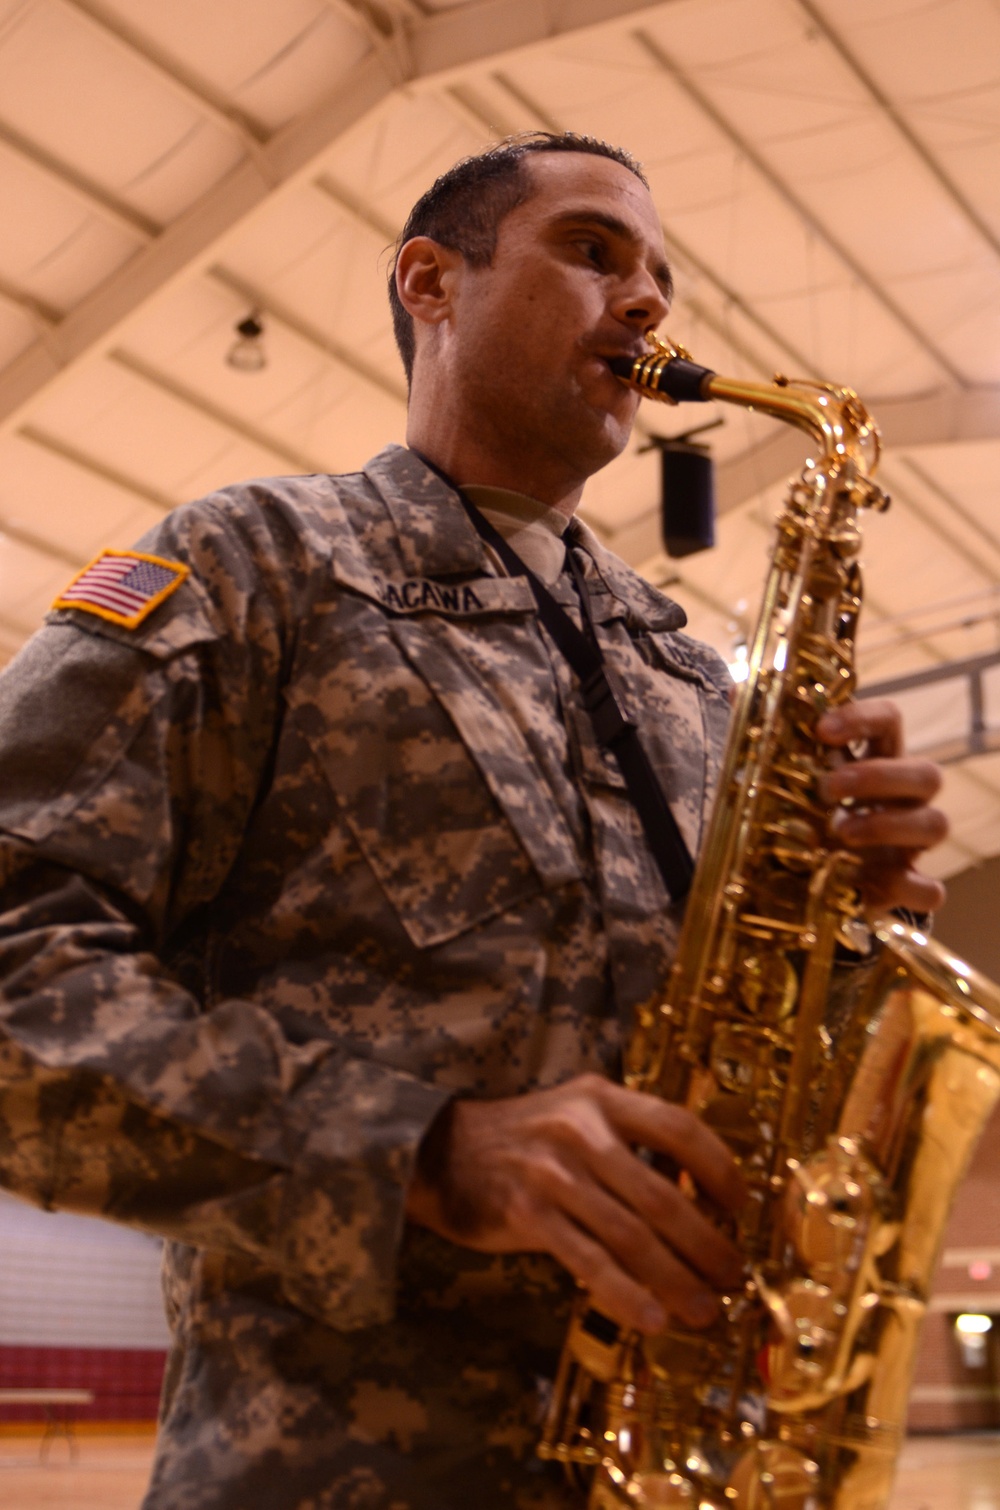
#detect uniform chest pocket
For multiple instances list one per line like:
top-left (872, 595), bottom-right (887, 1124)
top-left (285, 616), bottom-right (582, 949)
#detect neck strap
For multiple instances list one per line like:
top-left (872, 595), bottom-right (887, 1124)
top-left (412, 451), bottom-right (694, 904)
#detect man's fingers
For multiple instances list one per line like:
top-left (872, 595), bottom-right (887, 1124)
top-left (832, 803), bottom-right (949, 852)
top-left (857, 854), bottom-right (946, 913)
top-left (564, 1109), bottom-right (744, 1289)
top-left (602, 1147), bottom-right (745, 1290)
top-left (542, 1138), bottom-right (742, 1299)
top-left (816, 699), bottom-right (902, 758)
top-left (539, 1204), bottom-right (721, 1336)
top-left (541, 1209), bottom-right (667, 1335)
top-left (809, 698), bottom-right (948, 909)
top-left (597, 1083), bottom-right (746, 1217)
top-left (408, 1077), bottom-right (748, 1332)
top-left (820, 756), bottom-right (941, 807)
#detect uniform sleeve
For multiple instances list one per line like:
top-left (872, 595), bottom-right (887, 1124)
top-left (0, 494), bottom-right (451, 1332)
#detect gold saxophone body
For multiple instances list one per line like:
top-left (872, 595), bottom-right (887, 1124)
top-left (538, 336), bottom-right (1000, 1509)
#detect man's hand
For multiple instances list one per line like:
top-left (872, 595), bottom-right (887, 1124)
top-left (816, 698), bottom-right (948, 913)
top-left (405, 1074), bottom-right (745, 1337)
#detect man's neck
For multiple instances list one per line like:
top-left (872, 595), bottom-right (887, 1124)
top-left (405, 417), bottom-right (585, 520)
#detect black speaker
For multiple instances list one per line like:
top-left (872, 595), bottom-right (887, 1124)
top-left (659, 439), bottom-right (715, 558)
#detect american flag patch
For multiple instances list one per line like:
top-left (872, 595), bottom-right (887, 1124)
top-left (52, 549), bottom-right (189, 629)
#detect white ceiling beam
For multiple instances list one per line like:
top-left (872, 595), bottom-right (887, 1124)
top-left (57, 0), bottom-right (267, 149)
top-left (860, 649), bottom-right (1000, 768)
top-left (0, 516), bottom-right (84, 571)
top-left (321, 0), bottom-right (403, 44)
top-left (438, 82), bottom-right (518, 142)
top-left (0, 124), bottom-right (157, 242)
top-left (603, 384), bottom-right (1000, 564)
top-left (863, 599), bottom-right (1000, 660)
top-left (19, 424), bottom-right (177, 512)
top-left (632, 29), bottom-right (968, 389)
top-left (880, 460), bottom-right (1000, 587)
top-left (319, 0), bottom-right (428, 97)
top-left (874, 385), bottom-right (1000, 450)
top-left (0, 276), bottom-right (59, 330)
top-left (0, 0), bottom-right (673, 440)
top-left (209, 264), bottom-right (407, 406)
top-left (108, 349), bottom-right (328, 475)
top-left (405, 0), bottom-right (681, 87)
top-left (897, 453), bottom-right (1000, 564)
top-left (861, 647), bottom-right (1000, 698)
top-left (796, 0), bottom-right (1000, 270)
top-left (0, 428), bottom-right (172, 589)
top-left (322, 0), bottom-right (431, 32)
top-left (485, 70), bottom-right (560, 129)
top-left (311, 174), bottom-right (398, 245)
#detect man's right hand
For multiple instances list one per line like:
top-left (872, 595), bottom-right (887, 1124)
top-left (404, 1073), bottom-right (745, 1337)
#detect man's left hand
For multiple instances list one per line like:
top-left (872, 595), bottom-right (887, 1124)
top-left (816, 698), bottom-right (948, 915)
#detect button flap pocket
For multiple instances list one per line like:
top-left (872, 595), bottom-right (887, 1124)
top-left (388, 617), bottom-right (583, 891)
top-left (286, 620), bottom-right (581, 950)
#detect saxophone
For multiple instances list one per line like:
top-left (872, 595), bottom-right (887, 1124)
top-left (539, 336), bottom-right (1000, 1509)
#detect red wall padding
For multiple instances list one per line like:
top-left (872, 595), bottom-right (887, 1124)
top-left (0, 1344), bottom-right (167, 1422)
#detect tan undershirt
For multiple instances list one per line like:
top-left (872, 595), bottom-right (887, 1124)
top-left (461, 483), bottom-right (569, 587)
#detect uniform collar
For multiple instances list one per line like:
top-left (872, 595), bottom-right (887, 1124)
top-left (566, 515), bottom-right (687, 633)
top-left (362, 444), bottom-right (487, 578)
top-left (362, 443), bottom-right (687, 633)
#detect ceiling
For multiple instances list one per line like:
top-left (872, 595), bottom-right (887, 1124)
top-left (1, 0), bottom-right (999, 880)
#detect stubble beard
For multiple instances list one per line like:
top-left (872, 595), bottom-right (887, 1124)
top-left (543, 364), bottom-right (636, 483)
top-left (517, 362), bottom-right (635, 488)
top-left (455, 334), bottom-right (637, 496)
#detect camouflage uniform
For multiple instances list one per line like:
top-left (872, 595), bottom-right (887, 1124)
top-left (0, 445), bottom-right (730, 1508)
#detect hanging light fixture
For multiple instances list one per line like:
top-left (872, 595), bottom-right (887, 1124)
top-left (226, 311), bottom-right (267, 373)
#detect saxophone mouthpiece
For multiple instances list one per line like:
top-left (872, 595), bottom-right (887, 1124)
top-left (609, 336), bottom-right (716, 404)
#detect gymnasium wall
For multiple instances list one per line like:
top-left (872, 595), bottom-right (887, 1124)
top-left (0, 1190), bottom-right (167, 1424)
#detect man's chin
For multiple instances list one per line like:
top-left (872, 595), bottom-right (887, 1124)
top-left (548, 376), bottom-right (637, 476)
top-left (593, 389), bottom-right (638, 454)
top-left (572, 411), bottom-right (634, 477)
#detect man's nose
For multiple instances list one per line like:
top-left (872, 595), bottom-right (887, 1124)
top-left (612, 267), bottom-right (670, 332)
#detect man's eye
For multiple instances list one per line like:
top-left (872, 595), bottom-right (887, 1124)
top-left (577, 239), bottom-right (606, 267)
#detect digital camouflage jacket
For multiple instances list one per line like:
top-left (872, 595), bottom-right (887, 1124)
top-left (0, 445), bottom-right (731, 1509)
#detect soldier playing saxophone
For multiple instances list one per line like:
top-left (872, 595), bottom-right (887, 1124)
top-left (0, 134), bottom-right (949, 1509)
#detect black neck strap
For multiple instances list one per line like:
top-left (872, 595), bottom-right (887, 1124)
top-left (413, 453), bottom-right (693, 904)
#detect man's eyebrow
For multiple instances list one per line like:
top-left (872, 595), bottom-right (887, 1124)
top-left (550, 208), bottom-right (672, 290)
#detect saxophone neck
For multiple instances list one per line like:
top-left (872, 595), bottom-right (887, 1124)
top-left (616, 332), bottom-right (885, 490)
top-left (705, 371), bottom-right (882, 482)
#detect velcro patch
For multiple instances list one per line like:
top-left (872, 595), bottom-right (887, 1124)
top-left (52, 549), bottom-right (189, 629)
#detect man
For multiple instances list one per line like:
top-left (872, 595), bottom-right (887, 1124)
top-left (0, 133), bottom-right (945, 1508)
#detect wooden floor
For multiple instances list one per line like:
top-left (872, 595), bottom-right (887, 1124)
top-left (0, 1429), bottom-right (997, 1508)
top-left (0, 1428), bottom-right (157, 1510)
top-left (889, 1433), bottom-right (1000, 1510)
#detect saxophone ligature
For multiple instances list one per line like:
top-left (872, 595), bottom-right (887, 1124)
top-left (538, 334), bottom-right (1000, 1509)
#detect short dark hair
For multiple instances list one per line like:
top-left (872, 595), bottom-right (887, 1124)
top-left (387, 131), bottom-right (651, 384)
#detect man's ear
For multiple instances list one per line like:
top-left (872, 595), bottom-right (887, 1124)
top-left (395, 236), bottom-right (463, 328)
